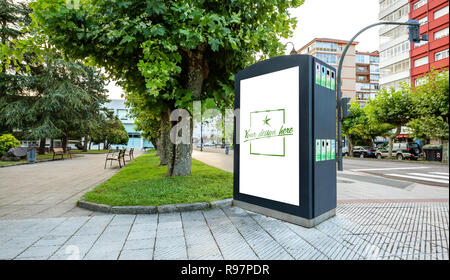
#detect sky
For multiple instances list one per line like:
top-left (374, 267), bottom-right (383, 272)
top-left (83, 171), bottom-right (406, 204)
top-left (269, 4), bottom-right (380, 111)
top-left (107, 0), bottom-right (381, 99)
top-left (282, 0), bottom-right (381, 53)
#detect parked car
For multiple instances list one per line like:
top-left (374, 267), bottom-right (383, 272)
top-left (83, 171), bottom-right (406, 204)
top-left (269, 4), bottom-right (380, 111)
top-left (375, 145), bottom-right (389, 159)
top-left (375, 142), bottom-right (421, 160)
top-left (342, 146), bottom-right (349, 157)
top-left (351, 146), bottom-right (376, 158)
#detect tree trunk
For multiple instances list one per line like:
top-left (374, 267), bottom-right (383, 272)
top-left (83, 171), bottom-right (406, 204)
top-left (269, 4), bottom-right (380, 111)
top-left (38, 138), bottom-right (46, 155)
top-left (62, 135), bottom-right (68, 153)
top-left (164, 47), bottom-right (207, 176)
top-left (50, 138), bottom-right (54, 152)
top-left (150, 137), bottom-right (158, 154)
top-left (167, 109), bottom-right (193, 176)
top-left (159, 109), bottom-right (170, 166)
top-left (442, 139), bottom-right (449, 163)
top-left (83, 134), bottom-right (89, 152)
top-left (388, 126), bottom-right (401, 158)
top-left (155, 137), bottom-right (160, 156)
top-left (348, 137), bottom-right (353, 157)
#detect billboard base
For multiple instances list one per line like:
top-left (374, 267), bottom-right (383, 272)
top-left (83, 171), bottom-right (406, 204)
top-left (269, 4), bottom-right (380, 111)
top-left (233, 199), bottom-right (336, 228)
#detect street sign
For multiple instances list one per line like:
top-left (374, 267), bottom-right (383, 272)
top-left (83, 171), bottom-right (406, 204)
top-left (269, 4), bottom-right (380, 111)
top-left (234, 55), bottom-right (337, 228)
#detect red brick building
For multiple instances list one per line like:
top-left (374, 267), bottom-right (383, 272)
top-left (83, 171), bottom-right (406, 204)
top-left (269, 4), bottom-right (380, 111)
top-left (409, 0), bottom-right (449, 86)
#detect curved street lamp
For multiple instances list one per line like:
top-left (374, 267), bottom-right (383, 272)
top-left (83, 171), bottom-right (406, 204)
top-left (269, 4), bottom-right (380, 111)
top-left (336, 20), bottom-right (425, 171)
top-left (285, 41), bottom-right (298, 55)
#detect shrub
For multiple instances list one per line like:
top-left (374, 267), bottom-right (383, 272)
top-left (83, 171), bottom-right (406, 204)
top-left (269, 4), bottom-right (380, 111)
top-left (0, 134), bottom-right (21, 156)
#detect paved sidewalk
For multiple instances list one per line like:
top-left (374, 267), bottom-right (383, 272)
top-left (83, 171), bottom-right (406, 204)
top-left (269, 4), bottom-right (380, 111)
top-left (193, 150), bottom-right (233, 173)
top-left (0, 150), bottom-right (448, 260)
top-left (0, 202), bottom-right (447, 260)
top-left (0, 153), bottom-right (135, 220)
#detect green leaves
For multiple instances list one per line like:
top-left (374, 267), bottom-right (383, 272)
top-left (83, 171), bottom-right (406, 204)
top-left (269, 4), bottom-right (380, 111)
top-left (408, 70), bottom-right (449, 140)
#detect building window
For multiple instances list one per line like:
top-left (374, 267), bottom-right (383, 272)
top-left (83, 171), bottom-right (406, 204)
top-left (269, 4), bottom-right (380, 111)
top-left (128, 133), bottom-right (141, 138)
top-left (356, 54), bottom-right (370, 64)
top-left (415, 76), bottom-right (428, 86)
top-left (370, 56), bottom-right (380, 64)
top-left (413, 0), bottom-right (427, 10)
top-left (380, 0), bottom-right (400, 11)
top-left (117, 109), bottom-right (128, 120)
top-left (434, 27), bottom-right (449, 40)
top-left (381, 59), bottom-right (409, 75)
top-left (414, 39), bottom-right (428, 48)
top-left (381, 4), bottom-right (409, 21)
top-left (370, 65), bottom-right (379, 73)
top-left (316, 42), bottom-right (338, 52)
top-left (357, 76), bottom-right (368, 82)
top-left (380, 25), bottom-right (408, 41)
top-left (434, 5), bottom-right (449, 20)
top-left (370, 74), bottom-right (380, 81)
top-left (435, 49), bottom-right (449, 61)
top-left (380, 41), bottom-right (410, 59)
top-left (414, 56), bottom-right (429, 67)
top-left (316, 53), bottom-right (338, 64)
top-left (418, 16), bottom-right (428, 26)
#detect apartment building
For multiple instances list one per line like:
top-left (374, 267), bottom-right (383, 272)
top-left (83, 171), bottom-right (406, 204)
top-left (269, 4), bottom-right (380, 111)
top-left (379, 0), bottom-right (412, 89)
top-left (355, 51), bottom-right (381, 105)
top-left (409, 0), bottom-right (449, 86)
top-left (298, 38), bottom-right (358, 99)
top-left (298, 39), bottom-right (380, 105)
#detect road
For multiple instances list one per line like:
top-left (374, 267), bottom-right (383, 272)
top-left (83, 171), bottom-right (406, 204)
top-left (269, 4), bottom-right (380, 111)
top-left (343, 158), bottom-right (449, 187)
top-left (192, 150), bottom-right (449, 188)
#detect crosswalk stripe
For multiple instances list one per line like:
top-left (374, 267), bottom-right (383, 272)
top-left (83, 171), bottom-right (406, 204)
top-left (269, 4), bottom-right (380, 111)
top-left (407, 173), bottom-right (449, 179)
top-left (430, 172), bottom-right (449, 176)
top-left (352, 167), bottom-right (430, 171)
top-left (386, 173), bottom-right (449, 184)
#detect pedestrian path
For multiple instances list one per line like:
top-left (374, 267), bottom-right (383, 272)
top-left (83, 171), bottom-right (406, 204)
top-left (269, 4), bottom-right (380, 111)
top-left (385, 171), bottom-right (449, 186)
top-left (0, 153), bottom-right (131, 220)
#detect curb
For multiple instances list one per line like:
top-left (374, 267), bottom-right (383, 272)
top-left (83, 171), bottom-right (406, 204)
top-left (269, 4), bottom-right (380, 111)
top-left (0, 158), bottom-right (56, 168)
top-left (77, 198), bottom-right (233, 214)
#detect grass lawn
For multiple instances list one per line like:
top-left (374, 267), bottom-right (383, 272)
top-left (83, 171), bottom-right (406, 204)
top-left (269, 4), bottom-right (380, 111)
top-left (83, 151), bottom-right (233, 206)
top-left (0, 152), bottom-right (76, 167)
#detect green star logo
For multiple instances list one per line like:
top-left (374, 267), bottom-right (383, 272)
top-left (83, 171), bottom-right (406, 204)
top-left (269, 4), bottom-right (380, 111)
top-left (263, 115), bottom-right (271, 126)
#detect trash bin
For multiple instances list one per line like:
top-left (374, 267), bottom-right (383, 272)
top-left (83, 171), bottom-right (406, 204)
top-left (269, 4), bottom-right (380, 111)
top-left (423, 144), bottom-right (443, 162)
top-left (27, 148), bottom-right (36, 164)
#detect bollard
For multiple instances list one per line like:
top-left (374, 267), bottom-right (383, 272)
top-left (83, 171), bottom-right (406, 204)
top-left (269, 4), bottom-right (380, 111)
top-left (27, 148), bottom-right (36, 164)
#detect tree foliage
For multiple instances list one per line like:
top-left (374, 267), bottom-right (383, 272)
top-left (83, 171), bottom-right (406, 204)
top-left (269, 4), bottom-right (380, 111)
top-left (343, 101), bottom-right (392, 148)
top-left (0, 133), bottom-right (21, 156)
top-left (408, 70), bottom-right (449, 140)
top-left (30, 0), bottom-right (304, 175)
top-left (90, 110), bottom-right (129, 149)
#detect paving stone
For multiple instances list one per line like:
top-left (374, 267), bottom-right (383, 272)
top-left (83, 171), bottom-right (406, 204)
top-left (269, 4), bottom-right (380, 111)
top-left (1, 201), bottom-right (448, 260)
top-left (16, 245), bottom-right (60, 259)
top-left (109, 215), bottom-right (136, 226)
top-left (123, 239), bottom-right (155, 250)
top-left (134, 215), bottom-right (158, 225)
top-left (127, 230), bottom-right (156, 241)
top-left (33, 235), bottom-right (71, 247)
top-left (119, 249), bottom-right (153, 260)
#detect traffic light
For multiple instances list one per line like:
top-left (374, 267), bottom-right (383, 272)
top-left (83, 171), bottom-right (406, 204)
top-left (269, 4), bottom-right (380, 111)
top-left (408, 19), bottom-right (421, 43)
top-left (342, 97), bottom-right (351, 118)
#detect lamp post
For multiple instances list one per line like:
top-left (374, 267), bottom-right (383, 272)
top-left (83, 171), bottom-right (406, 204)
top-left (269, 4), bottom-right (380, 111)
top-left (285, 41), bottom-right (298, 55)
top-left (336, 20), bottom-right (426, 171)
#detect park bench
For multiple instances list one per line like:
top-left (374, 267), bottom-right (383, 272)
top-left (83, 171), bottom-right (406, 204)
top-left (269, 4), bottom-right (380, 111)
top-left (104, 149), bottom-right (126, 169)
top-left (52, 147), bottom-right (72, 160)
top-left (124, 148), bottom-right (134, 161)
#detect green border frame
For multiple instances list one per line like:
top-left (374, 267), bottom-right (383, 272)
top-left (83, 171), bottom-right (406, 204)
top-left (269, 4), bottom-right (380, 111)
top-left (249, 109), bottom-right (286, 157)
